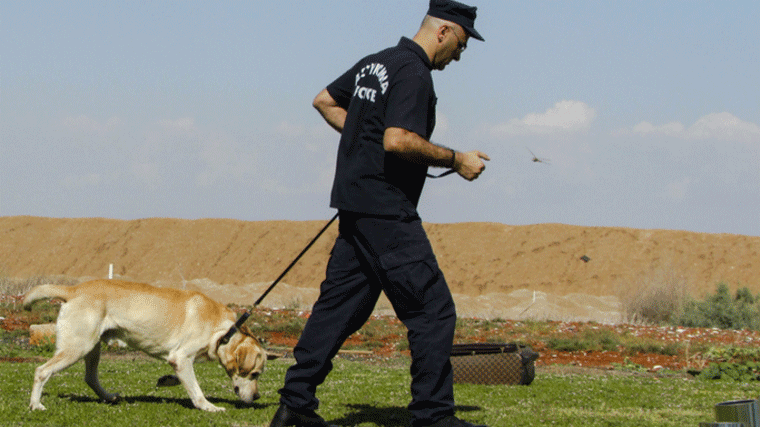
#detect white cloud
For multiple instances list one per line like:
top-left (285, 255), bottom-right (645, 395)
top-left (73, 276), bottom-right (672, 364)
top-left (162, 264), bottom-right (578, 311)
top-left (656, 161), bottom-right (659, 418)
top-left (660, 177), bottom-right (692, 201)
top-left (630, 121), bottom-right (685, 136)
top-left (61, 115), bottom-right (124, 148)
top-left (62, 173), bottom-right (102, 188)
top-left (158, 117), bottom-right (196, 133)
top-left (624, 112), bottom-right (760, 142)
top-left (196, 136), bottom-right (257, 188)
top-left (491, 100), bottom-right (596, 136)
top-left (272, 121), bottom-right (341, 154)
top-left (131, 162), bottom-right (160, 190)
top-left (274, 120), bottom-right (306, 139)
top-left (689, 112), bottom-right (760, 141)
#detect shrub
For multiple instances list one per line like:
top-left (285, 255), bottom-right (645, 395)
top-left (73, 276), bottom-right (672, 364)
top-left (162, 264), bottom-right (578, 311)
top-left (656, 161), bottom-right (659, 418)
top-left (619, 270), bottom-right (687, 324)
top-left (672, 283), bottom-right (760, 330)
top-left (702, 345), bottom-right (760, 364)
top-left (698, 362), bottom-right (760, 381)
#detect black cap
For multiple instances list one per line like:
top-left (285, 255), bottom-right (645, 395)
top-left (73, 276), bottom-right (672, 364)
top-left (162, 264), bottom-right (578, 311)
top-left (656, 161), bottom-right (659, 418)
top-left (427, 0), bottom-right (484, 42)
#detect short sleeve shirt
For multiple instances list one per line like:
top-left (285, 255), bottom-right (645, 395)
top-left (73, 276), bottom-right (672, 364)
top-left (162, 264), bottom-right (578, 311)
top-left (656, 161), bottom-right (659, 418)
top-left (326, 37), bottom-right (437, 217)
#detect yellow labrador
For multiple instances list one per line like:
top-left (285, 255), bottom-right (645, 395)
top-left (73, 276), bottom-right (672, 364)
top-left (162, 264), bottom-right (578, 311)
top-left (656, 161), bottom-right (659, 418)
top-left (23, 279), bottom-right (267, 412)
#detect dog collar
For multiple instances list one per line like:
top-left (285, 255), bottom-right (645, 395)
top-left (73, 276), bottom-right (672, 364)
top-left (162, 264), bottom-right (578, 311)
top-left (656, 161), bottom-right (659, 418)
top-left (219, 312), bottom-right (250, 346)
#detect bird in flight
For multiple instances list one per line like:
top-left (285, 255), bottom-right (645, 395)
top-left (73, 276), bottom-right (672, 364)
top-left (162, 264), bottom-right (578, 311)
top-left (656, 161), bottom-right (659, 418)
top-left (527, 148), bottom-right (550, 164)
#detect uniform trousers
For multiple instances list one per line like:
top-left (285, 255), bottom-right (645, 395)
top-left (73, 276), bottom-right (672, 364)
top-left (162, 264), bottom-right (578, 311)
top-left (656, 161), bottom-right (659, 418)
top-left (278, 211), bottom-right (457, 426)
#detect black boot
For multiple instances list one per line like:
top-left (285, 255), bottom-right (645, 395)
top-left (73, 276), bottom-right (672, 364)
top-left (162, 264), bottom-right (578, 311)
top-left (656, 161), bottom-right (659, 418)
top-left (269, 403), bottom-right (337, 427)
top-left (421, 415), bottom-right (487, 427)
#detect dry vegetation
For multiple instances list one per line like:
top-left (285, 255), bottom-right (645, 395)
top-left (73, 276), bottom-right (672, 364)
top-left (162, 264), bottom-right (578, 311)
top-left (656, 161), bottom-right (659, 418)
top-left (617, 268), bottom-right (689, 324)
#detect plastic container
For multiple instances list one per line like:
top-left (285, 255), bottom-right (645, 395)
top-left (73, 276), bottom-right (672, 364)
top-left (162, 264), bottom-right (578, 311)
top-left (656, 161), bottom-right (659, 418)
top-left (715, 399), bottom-right (759, 427)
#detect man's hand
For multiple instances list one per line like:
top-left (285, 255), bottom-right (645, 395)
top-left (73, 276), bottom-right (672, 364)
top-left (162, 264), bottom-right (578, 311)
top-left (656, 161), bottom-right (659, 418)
top-left (454, 150), bottom-right (490, 181)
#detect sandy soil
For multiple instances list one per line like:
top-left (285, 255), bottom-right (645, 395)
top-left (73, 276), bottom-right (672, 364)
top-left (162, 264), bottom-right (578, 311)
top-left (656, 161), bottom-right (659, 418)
top-left (1, 216), bottom-right (758, 322)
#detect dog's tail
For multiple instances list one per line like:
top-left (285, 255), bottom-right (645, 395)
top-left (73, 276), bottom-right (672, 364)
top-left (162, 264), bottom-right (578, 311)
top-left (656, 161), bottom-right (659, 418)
top-left (23, 284), bottom-right (76, 311)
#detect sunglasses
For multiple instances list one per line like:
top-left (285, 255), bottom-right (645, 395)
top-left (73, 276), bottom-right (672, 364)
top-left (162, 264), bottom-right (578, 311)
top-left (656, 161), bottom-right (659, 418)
top-left (447, 26), bottom-right (467, 52)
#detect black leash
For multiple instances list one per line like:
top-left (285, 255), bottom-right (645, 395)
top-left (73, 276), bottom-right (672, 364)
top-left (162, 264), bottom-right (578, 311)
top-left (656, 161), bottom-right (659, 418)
top-left (222, 168), bottom-right (455, 343)
top-left (427, 168), bottom-right (456, 178)
top-left (254, 212), bottom-right (339, 306)
top-left (220, 212), bottom-right (339, 344)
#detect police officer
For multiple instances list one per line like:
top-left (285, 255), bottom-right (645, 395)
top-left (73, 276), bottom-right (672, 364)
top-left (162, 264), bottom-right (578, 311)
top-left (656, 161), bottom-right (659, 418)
top-left (270, 1), bottom-right (489, 426)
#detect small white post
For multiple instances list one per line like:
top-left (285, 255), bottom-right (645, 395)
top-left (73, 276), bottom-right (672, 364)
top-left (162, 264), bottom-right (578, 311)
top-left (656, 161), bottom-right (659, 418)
top-left (108, 264), bottom-right (114, 280)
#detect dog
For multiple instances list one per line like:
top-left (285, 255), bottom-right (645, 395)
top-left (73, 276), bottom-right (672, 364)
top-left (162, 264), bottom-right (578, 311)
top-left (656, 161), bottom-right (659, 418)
top-left (23, 279), bottom-right (267, 412)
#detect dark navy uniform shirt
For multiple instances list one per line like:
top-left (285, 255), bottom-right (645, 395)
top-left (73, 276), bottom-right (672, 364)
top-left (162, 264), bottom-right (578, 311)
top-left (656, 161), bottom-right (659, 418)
top-left (326, 37), bottom-right (437, 217)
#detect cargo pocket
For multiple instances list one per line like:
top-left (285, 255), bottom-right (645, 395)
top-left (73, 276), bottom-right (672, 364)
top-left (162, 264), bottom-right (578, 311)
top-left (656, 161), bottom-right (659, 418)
top-left (379, 243), bottom-right (434, 271)
top-left (379, 243), bottom-right (446, 313)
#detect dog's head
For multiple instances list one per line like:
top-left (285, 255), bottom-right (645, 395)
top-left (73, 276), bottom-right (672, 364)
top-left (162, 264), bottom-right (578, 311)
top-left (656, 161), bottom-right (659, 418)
top-left (216, 323), bottom-right (267, 404)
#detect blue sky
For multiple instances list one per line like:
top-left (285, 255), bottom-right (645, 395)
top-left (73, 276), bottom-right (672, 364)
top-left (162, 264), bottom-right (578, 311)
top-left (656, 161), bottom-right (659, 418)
top-left (2, 1), bottom-right (759, 236)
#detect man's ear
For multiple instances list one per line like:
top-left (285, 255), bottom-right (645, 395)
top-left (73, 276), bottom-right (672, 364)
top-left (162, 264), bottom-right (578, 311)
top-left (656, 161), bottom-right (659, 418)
top-left (436, 25), bottom-right (448, 43)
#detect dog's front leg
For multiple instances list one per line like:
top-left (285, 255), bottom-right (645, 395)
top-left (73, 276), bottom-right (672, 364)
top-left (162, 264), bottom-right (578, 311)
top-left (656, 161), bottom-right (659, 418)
top-left (170, 355), bottom-right (224, 412)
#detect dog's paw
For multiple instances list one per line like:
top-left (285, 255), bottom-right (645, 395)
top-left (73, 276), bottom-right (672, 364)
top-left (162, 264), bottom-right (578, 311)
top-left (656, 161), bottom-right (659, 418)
top-left (103, 393), bottom-right (122, 404)
top-left (156, 375), bottom-right (181, 387)
top-left (29, 402), bottom-right (46, 411)
top-left (198, 402), bottom-right (226, 412)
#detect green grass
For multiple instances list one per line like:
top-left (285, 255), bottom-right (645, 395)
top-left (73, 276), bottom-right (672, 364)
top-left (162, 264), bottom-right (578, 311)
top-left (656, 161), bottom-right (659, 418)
top-left (1, 356), bottom-right (758, 426)
top-left (546, 328), bottom-right (622, 353)
top-left (6, 277), bottom-right (760, 425)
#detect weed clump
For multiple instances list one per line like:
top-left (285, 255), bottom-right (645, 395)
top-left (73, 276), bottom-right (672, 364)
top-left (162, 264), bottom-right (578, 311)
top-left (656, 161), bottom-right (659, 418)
top-left (546, 328), bottom-right (621, 352)
top-left (618, 270), bottom-right (687, 324)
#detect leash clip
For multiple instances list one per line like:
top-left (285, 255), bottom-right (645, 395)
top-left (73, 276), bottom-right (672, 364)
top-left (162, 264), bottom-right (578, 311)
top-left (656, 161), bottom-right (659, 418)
top-left (219, 311), bottom-right (251, 345)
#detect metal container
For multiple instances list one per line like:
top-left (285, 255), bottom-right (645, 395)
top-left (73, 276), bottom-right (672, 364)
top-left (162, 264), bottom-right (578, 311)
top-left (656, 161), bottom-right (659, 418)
top-left (715, 399), bottom-right (760, 427)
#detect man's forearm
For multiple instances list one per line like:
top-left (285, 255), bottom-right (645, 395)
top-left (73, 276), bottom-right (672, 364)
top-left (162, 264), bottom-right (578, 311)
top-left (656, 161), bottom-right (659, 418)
top-left (383, 127), bottom-right (457, 168)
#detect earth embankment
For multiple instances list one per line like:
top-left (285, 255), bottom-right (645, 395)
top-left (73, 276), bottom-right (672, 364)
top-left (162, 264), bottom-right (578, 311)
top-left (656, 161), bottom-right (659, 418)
top-left (2, 216), bottom-right (758, 322)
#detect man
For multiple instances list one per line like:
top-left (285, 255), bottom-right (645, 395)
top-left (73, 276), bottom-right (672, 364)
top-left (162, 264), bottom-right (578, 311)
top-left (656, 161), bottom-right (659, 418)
top-left (270, 1), bottom-right (489, 427)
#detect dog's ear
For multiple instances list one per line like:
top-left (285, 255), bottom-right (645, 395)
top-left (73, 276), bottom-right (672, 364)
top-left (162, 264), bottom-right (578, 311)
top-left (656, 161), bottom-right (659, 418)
top-left (235, 342), bottom-right (266, 374)
top-left (239, 323), bottom-right (254, 337)
top-left (239, 324), bottom-right (267, 346)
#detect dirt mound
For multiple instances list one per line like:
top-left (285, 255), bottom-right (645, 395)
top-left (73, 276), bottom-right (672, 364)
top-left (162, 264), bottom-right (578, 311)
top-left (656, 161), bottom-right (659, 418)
top-left (1, 216), bottom-right (758, 321)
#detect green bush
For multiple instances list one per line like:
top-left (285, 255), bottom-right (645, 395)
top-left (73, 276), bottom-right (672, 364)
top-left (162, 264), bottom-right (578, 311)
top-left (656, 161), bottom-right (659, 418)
top-left (672, 283), bottom-right (760, 330)
top-left (702, 345), bottom-right (760, 364)
top-left (698, 361), bottom-right (760, 381)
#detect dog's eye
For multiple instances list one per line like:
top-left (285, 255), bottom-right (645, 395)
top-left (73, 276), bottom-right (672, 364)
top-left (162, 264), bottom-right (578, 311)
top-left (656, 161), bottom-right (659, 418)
top-left (238, 370), bottom-right (259, 379)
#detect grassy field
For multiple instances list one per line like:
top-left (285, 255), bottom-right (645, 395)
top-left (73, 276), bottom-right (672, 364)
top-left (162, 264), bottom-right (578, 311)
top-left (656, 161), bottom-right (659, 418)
top-left (1, 355), bottom-right (759, 427)
top-left (4, 278), bottom-right (760, 426)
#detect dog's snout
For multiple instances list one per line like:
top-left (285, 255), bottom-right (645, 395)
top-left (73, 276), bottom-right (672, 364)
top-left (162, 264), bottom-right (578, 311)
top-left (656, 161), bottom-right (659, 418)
top-left (232, 375), bottom-right (260, 404)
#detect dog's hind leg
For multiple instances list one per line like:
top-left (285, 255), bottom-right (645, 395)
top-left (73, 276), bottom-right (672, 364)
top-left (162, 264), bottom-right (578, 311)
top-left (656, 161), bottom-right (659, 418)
top-left (84, 344), bottom-right (120, 404)
top-left (29, 301), bottom-right (104, 410)
top-left (29, 345), bottom-right (92, 410)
